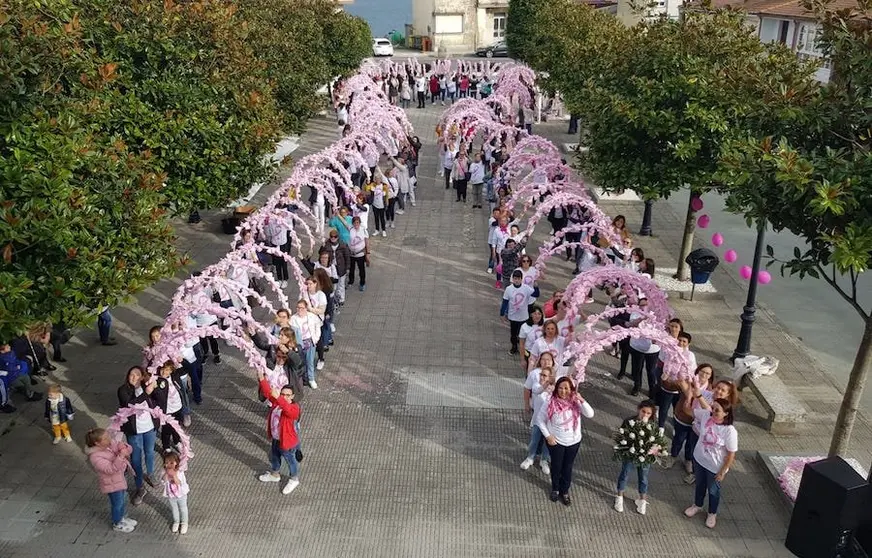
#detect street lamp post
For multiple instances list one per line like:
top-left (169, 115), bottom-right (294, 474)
top-left (732, 221), bottom-right (766, 361)
top-left (639, 199), bottom-right (653, 236)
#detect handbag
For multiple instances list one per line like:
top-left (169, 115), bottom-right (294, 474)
top-left (295, 448), bottom-right (304, 462)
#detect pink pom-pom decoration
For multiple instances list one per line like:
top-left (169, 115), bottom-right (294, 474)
top-left (711, 233), bottom-right (724, 247)
top-left (690, 196), bottom-right (704, 212)
top-left (724, 249), bottom-right (738, 263)
top-left (758, 270), bottom-right (772, 284)
top-left (109, 404), bottom-right (193, 471)
top-left (697, 215), bottom-right (711, 229)
top-left (495, 264), bottom-right (502, 276)
top-left (740, 266), bottom-right (753, 279)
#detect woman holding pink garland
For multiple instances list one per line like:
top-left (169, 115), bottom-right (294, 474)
top-left (684, 379), bottom-right (738, 529)
top-left (536, 376), bottom-right (594, 506)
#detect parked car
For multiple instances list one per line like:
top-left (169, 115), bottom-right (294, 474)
top-left (372, 38), bottom-right (394, 57)
top-left (475, 41), bottom-right (508, 58)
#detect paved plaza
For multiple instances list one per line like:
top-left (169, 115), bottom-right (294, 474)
top-left (1, 102), bottom-right (870, 557)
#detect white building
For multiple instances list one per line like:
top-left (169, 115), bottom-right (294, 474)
top-left (617, 0), bottom-right (685, 26)
top-left (411, 0), bottom-right (509, 53)
top-left (742, 0), bottom-right (843, 83)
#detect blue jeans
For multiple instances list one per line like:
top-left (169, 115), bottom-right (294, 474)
top-left (108, 489), bottom-right (126, 525)
top-left (616, 461), bottom-right (650, 495)
top-left (98, 310), bottom-right (112, 343)
top-left (126, 429), bottom-right (156, 489)
top-left (270, 440), bottom-right (299, 478)
top-left (321, 320), bottom-right (333, 346)
top-left (300, 343), bottom-right (316, 382)
top-left (526, 425), bottom-right (550, 461)
top-left (693, 459), bottom-right (722, 513)
top-left (656, 390), bottom-right (680, 429)
top-left (670, 420), bottom-right (694, 460)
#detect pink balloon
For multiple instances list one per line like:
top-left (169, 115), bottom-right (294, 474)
top-left (691, 196), bottom-right (704, 212)
top-left (697, 214), bottom-right (710, 229)
top-left (711, 233), bottom-right (724, 247)
top-left (724, 249), bottom-right (737, 263)
top-left (758, 270), bottom-right (772, 285)
top-left (740, 265), bottom-right (752, 280)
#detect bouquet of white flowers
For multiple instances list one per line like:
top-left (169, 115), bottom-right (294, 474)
top-left (612, 419), bottom-right (668, 466)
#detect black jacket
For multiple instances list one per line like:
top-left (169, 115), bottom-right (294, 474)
top-left (117, 382), bottom-right (159, 436)
top-left (45, 395), bottom-right (74, 423)
top-left (321, 240), bottom-right (351, 278)
top-left (151, 370), bottom-right (188, 414)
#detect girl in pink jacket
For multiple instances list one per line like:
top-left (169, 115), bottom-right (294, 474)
top-left (86, 428), bottom-right (137, 533)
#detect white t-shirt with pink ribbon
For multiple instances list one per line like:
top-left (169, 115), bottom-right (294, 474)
top-left (692, 407), bottom-right (738, 474)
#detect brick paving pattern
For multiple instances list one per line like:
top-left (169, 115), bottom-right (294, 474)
top-left (0, 101), bottom-right (870, 557)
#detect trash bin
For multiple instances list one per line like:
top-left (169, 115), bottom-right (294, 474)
top-left (685, 248), bottom-right (719, 300)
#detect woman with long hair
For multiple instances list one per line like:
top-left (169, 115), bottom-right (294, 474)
top-left (684, 382), bottom-right (739, 529)
top-left (536, 376), bottom-right (594, 505)
top-left (289, 300), bottom-right (322, 390)
top-left (664, 364), bottom-right (714, 472)
top-left (117, 366), bottom-right (158, 505)
top-left (527, 321), bottom-right (565, 374)
top-left (518, 306), bottom-right (545, 372)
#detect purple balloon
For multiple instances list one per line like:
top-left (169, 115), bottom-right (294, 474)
top-left (697, 214), bottom-right (710, 229)
top-left (724, 249), bottom-right (738, 263)
top-left (711, 233), bottom-right (724, 247)
top-left (740, 265), bottom-right (752, 280)
top-left (691, 196), bottom-right (704, 212)
top-left (758, 270), bottom-right (772, 284)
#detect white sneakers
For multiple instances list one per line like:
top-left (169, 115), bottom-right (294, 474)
top-left (330, 323), bottom-right (336, 333)
top-left (122, 517), bottom-right (137, 527)
top-left (390, 222), bottom-right (395, 228)
top-left (113, 522), bottom-right (135, 533)
top-left (486, 268), bottom-right (493, 274)
top-left (259, 471), bottom-right (281, 482)
top-left (282, 478), bottom-right (300, 495)
top-left (520, 457), bottom-right (534, 470)
top-left (316, 360), bottom-right (325, 371)
top-left (396, 209), bottom-right (405, 215)
top-left (614, 496), bottom-right (624, 513)
top-left (180, 523), bottom-right (189, 534)
top-left (541, 461), bottom-right (550, 476)
top-left (309, 380), bottom-right (318, 389)
top-left (635, 499), bottom-right (648, 515)
top-left (280, 280), bottom-right (288, 289)
top-left (53, 437), bottom-right (61, 445)
top-left (381, 230), bottom-right (387, 237)
top-left (705, 513), bottom-right (717, 529)
top-left (684, 505), bottom-right (703, 518)
top-left (172, 522), bottom-right (179, 533)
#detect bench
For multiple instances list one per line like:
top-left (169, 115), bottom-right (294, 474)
top-left (740, 374), bottom-right (807, 434)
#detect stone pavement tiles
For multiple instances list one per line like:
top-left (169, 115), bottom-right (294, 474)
top-left (0, 101), bottom-right (852, 557)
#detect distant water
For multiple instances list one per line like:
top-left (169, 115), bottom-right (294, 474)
top-left (344, 0), bottom-right (412, 38)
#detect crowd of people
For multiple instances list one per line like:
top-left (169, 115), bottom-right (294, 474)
top-left (0, 59), bottom-right (743, 538)
top-left (434, 73), bottom-right (741, 528)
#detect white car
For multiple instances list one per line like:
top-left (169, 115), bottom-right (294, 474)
top-left (372, 38), bottom-right (394, 57)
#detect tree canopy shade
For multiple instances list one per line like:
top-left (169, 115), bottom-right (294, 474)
top-left (0, 0), bottom-right (372, 340)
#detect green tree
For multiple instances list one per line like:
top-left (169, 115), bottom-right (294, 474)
top-left (720, 0), bottom-right (871, 457)
top-left (580, 10), bottom-right (809, 279)
top-left (506, 0), bottom-right (549, 63)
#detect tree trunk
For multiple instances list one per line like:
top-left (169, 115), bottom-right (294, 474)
top-left (675, 189), bottom-right (696, 281)
top-left (829, 315), bottom-right (872, 457)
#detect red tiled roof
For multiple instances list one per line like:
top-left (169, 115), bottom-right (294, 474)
top-left (701, 0), bottom-right (860, 19)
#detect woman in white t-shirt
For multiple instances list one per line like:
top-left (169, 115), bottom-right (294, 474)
top-left (521, 364), bottom-right (555, 475)
top-left (684, 385), bottom-right (738, 530)
top-left (527, 321), bottom-right (566, 373)
top-left (347, 216), bottom-right (370, 292)
top-left (536, 377), bottom-right (594, 506)
top-left (290, 299), bottom-right (322, 390)
top-left (518, 306), bottom-right (545, 372)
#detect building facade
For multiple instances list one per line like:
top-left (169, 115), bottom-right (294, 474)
top-left (411, 0), bottom-right (509, 53)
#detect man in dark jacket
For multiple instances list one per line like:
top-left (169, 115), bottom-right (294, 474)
top-left (321, 229), bottom-right (352, 306)
top-left (1, 342), bottom-right (42, 412)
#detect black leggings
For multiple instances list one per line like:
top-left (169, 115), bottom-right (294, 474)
top-left (549, 441), bottom-right (581, 495)
top-left (373, 207), bottom-right (386, 231)
top-left (444, 171), bottom-right (452, 190)
top-left (618, 337), bottom-right (632, 377)
top-left (509, 320), bottom-right (523, 352)
top-left (417, 91), bottom-right (426, 108)
top-left (200, 336), bottom-right (220, 357)
top-left (630, 348), bottom-right (661, 395)
top-left (454, 179), bottom-right (468, 201)
top-left (348, 256), bottom-right (366, 286)
top-left (386, 198), bottom-right (397, 222)
top-left (272, 243), bottom-right (289, 281)
top-left (161, 410), bottom-right (184, 450)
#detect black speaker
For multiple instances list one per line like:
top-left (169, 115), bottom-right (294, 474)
top-left (786, 457), bottom-right (872, 557)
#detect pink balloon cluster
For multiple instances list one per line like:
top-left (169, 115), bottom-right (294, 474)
top-left (694, 195), bottom-right (771, 286)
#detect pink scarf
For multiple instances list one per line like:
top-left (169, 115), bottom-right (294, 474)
top-left (546, 395), bottom-right (580, 431)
